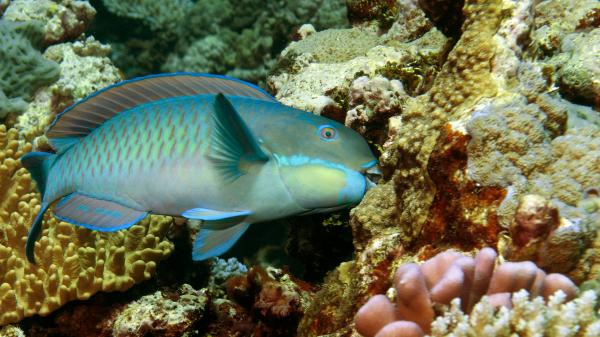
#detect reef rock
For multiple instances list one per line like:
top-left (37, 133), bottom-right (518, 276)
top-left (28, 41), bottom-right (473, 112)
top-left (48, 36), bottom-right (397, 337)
top-left (2, 0), bottom-right (96, 45)
top-left (13, 36), bottom-right (122, 140)
top-left (276, 0), bottom-right (600, 335)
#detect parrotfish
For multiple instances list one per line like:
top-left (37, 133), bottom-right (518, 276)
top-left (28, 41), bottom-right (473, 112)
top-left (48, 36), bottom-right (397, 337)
top-left (21, 73), bottom-right (378, 263)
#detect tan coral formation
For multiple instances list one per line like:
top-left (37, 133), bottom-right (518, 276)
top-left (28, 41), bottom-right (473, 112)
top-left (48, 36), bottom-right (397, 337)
top-left (0, 125), bottom-right (174, 326)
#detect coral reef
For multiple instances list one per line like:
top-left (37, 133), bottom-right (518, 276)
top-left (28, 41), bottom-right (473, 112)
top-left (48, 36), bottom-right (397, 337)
top-left (111, 284), bottom-right (207, 337)
top-left (268, 25), bottom-right (447, 118)
top-left (101, 0), bottom-right (192, 40)
top-left (0, 125), bottom-right (174, 326)
top-left (221, 266), bottom-right (314, 335)
top-left (354, 248), bottom-right (578, 336)
top-left (0, 20), bottom-right (59, 118)
top-left (0, 325), bottom-right (25, 337)
top-left (281, 0), bottom-right (600, 335)
top-left (2, 0), bottom-right (96, 45)
top-left (12, 36), bottom-right (122, 140)
top-left (42, 284), bottom-right (207, 337)
top-left (94, 0), bottom-right (348, 82)
top-left (430, 290), bottom-right (600, 337)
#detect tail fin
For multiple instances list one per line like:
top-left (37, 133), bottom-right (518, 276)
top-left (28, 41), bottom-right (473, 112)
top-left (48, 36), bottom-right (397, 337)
top-left (21, 152), bottom-right (55, 264)
top-left (25, 202), bottom-right (49, 264)
top-left (21, 152), bottom-right (55, 197)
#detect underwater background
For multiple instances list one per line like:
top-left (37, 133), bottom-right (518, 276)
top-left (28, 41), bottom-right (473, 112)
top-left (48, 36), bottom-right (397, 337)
top-left (0, 0), bottom-right (599, 336)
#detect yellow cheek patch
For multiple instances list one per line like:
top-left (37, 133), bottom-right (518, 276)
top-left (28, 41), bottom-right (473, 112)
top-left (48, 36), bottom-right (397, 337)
top-left (279, 165), bottom-right (348, 208)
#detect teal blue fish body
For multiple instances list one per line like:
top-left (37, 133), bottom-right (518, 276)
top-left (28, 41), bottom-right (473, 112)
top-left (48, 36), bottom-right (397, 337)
top-left (21, 73), bottom-right (377, 262)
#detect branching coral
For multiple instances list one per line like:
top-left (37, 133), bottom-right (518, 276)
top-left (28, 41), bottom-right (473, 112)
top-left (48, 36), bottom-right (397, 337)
top-left (0, 125), bottom-right (174, 326)
top-left (430, 290), bottom-right (600, 337)
top-left (354, 248), bottom-right (579, 336)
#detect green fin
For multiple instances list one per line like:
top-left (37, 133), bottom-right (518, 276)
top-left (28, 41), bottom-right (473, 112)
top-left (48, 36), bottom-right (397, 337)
top-left (20, 152), bottom-right (56, 196)
top-left (192, 222), bottom-right (250, 261)
top-left (209, 94), bottom-right (269, 180)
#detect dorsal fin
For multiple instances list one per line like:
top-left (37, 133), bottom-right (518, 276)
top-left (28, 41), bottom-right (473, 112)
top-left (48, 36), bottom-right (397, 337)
top-left (46, 72), bottom-right (277, 142)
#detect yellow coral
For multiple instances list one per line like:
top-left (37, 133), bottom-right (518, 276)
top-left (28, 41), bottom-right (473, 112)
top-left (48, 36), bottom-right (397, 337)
top-left (0, 125), bottom-right (174, 326)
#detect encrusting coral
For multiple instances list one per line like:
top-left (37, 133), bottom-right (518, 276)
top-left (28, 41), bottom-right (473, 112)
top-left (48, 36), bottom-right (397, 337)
top-left (0, 125), bottom-right (174, 326)
top-left (354, 248), bottom-right (580, 336)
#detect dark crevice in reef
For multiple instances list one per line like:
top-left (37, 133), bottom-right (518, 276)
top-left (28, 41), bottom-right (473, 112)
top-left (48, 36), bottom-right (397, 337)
top-left (418, 0), bottom-right (466, 39)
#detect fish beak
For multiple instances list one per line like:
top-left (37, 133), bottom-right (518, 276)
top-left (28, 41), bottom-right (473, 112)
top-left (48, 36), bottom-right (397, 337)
top-left (360, 162), bottom-right (382, 191)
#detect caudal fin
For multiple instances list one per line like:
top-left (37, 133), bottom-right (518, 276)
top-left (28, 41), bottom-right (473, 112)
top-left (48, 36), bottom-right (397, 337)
top-left (21, 152), bottom-right (55, 264)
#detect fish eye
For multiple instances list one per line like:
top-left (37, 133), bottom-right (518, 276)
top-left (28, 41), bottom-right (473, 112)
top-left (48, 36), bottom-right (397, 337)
top-left (318, 125), bottom-right (337, 141)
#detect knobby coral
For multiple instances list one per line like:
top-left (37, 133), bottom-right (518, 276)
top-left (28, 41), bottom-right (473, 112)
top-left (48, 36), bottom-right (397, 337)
top-left (354, 248), bottom-right (579, 336)
top-left (0, 125), bottom-right (174, 326)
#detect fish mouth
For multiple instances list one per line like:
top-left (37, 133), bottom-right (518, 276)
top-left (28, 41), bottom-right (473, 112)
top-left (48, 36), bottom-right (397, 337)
top-left (359, 161), bottom-right (382, 190)
top-left (298, 204), bottom-right (351, 216)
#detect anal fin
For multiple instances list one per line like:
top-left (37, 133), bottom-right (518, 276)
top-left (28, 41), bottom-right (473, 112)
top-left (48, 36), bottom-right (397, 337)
top-left (192, 222), bottom-right (250, 261)
top-left (54, 193), bottom-right (147, 231)
top-left (182, 207), bottom-right (251, 231)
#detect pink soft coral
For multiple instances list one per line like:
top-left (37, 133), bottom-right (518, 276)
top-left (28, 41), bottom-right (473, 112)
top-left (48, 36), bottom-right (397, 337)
top-left (354, 247), bottom-right (578, 337)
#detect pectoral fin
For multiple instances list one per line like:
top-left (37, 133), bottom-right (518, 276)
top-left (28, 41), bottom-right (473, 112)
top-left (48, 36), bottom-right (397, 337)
top-left (209, 93), bottom-right (268, 180)
top-left (192, 222), bottom-right (250, 261)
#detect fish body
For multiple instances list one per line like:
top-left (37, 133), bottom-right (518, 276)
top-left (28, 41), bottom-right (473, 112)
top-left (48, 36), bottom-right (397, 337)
top-left (21, 73), bottom-right (377, 262)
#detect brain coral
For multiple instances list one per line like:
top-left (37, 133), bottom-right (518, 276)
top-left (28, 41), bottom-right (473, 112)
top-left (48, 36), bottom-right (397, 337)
top-left (0, 125), bottom-right (174, 326)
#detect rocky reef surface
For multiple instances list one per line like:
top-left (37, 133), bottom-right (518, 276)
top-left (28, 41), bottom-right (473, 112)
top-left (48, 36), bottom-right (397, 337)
top-left (0, 0), bottom-right (599, 336)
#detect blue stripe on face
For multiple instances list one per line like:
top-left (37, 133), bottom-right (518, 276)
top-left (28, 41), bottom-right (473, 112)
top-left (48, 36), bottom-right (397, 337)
top-left (274, 154), bottom-right (348, 171)
top-left (361, 160), bottom-right (378, 169)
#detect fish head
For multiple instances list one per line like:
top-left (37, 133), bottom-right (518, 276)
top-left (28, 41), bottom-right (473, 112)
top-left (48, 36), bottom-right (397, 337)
top-left (259, 107), bottom-right (378, 211)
